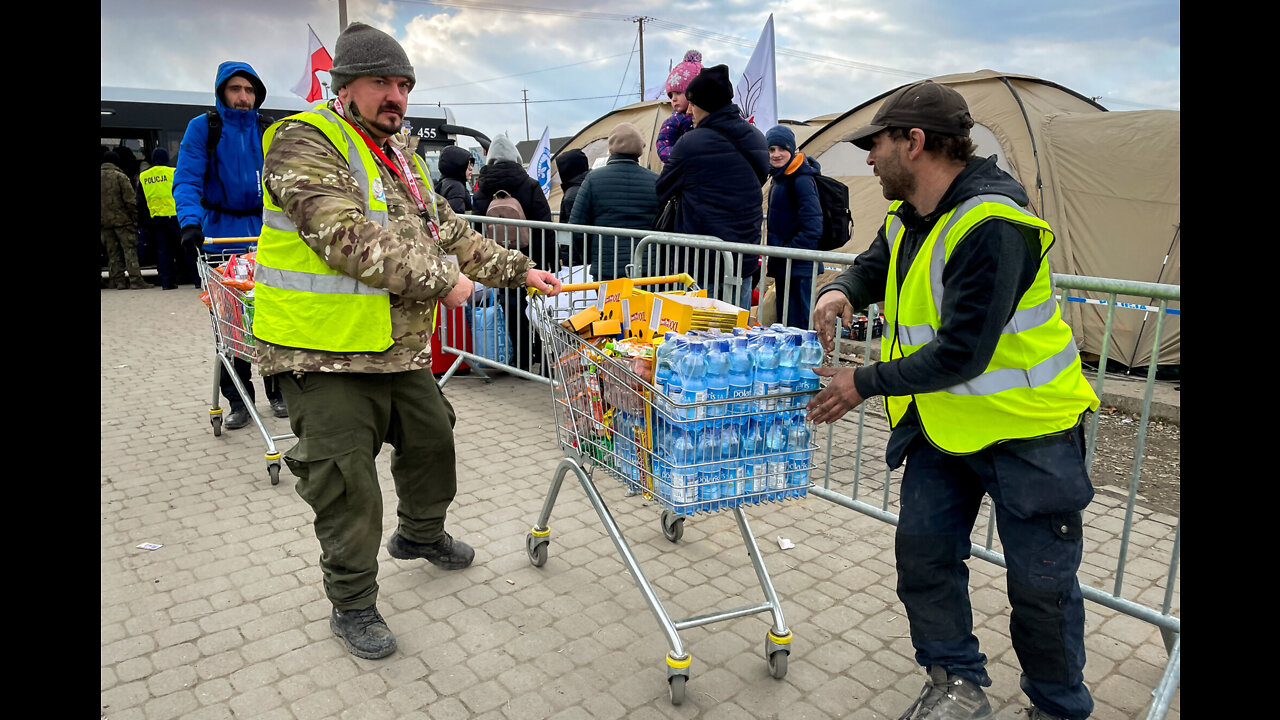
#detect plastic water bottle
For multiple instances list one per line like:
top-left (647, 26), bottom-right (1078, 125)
top-left (697, 424), bottom-right (721, 512)
top-left (669, 424), bottom-right (698, 512)
top-left (727, 336), bottom-right (755, 419)
top-left (705, 338), bottom-right (731, 427)
top-left (778, 331), bottom-right (801, 414)
top-left (664, 337), bottom-right (692, 440)
top-left (653, 332), bottom-right (680, 449)
top-left (798, 330), bottom-right (823, 408)
top-left (754, 334), bottom-right (780, 413)
top-left (786, 420), bottom-right (811, 499)
top-left (719, 421), bottom-right (742, 508)
top-left (765, 415), bottom-right (788, 502)
top-left (743, 417), bottom-right (767, 504)
top-left (613, 408), bottom-right (632, 482)
top-left (676, 339), bottom-right (708, 425)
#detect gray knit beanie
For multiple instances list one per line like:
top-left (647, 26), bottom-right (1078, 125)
top-left (329, 22), bottom-right (416, 92)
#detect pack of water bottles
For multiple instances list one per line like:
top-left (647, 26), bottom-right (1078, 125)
top-left (564, 324), bottom-right (824, 516)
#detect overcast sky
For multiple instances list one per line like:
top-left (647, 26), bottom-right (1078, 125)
top-left (101, 0), bottom-right (1179, 146)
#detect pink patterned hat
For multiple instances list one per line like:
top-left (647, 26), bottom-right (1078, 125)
top-left (664, 50), bottom-right (704, 96)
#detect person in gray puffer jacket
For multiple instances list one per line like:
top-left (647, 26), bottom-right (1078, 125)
top-left (568, 122), bottom-right (660, 281)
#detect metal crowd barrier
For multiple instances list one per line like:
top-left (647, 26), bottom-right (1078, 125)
top-left (435, 215), bottom-right (740, 386)
top-left (440, 216), bottom-right (1181, 717)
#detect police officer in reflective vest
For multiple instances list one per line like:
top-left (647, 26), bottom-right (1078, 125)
top-left (252, 22), bottom-right (561, 662)
top-left (137, 147), bottom-right (185, 290)
top-left (808, 81), bottom-right (1099, 720)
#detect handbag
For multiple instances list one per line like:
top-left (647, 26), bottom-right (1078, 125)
top-left (654, 195), bottom-right (679, 233)
top-left (469, 289), bottom-right (511, 369)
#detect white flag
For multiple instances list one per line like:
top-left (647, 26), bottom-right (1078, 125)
top-left (735, 14), bottom-right (777, 131)
top-left (527, 126), bottom-right (553, 197)
top-left (643, 83), bottom-right (666, 102)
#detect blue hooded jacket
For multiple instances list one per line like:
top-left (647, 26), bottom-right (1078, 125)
top-left (173, 61), bottom-right (268, 252)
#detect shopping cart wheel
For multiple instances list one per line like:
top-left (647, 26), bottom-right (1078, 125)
top-left (268, 463), bottom-right (280, 486)
top-left (667, 674), bottom-right (686, 705)
top-left (211, 415), bottom-right (223, 437)
top-left (660, 510), bottom-right (684, 543)
top-left (526, 530), bottom-right (550, 567)
top-left (767, 649), bottom-right (788, 678)
top-left (766, 630), bottom-right (791, 678)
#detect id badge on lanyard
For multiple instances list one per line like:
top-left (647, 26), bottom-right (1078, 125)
top-left (333, 98), bottom-right (441, 244)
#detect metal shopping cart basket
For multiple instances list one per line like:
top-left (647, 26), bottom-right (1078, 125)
top-left (523, 275), bottom-right (817, 705)
top-left (196, 239), bottom-right (295, 485)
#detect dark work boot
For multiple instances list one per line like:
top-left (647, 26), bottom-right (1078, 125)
top-left (898, 665), bottom-right (994, 720)
top-left (269, 396), bottom-right (289, 418)
top-left (387, 530), bottom-right (474, 569)
top-left (330, 605), bottom-right (396, 659)
top-left (224, 407), bottom-right (251, 430)
top-left (1021, 707), bottom-right (1066, 720)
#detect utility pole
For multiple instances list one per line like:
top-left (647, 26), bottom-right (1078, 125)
top-left (522, 89), bottom-right (530, 141)
top-left (633, 16), bottom-right (651, 101)
top-left (338, 0), bottom-right (348, 31)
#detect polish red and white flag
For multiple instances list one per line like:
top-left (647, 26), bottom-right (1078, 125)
top-left (291, 25), bottom-right (334, 103)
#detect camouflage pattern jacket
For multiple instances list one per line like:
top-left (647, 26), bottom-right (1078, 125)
top-left (257, 107), bottom-right (534, 375)
top-left (101, 161), bottom-right (138, 229)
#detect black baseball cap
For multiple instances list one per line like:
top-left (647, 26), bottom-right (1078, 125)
top-left (841, 80), bottom-right (974, 150)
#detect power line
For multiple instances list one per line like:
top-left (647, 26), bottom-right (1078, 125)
top-left (410, 0), bottom-right (930, 82)
top-left (415, 52), bottom-right (633, 92)
top-left (420, 92), bottom-right (640, 107)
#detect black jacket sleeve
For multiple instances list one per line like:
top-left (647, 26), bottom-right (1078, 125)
top-left (851, 219), bottom-right (1040, 400)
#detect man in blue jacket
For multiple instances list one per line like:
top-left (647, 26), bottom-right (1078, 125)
top-left (655, 64), bottom-right (768, 309)
top-left (174, 61), bottom-right (286, 428)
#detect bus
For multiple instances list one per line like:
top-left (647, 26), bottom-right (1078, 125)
top-left (100, 87), bottom-right (491, 183)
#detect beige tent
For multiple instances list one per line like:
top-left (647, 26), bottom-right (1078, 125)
top-left (546, 101), bottom-right (839, 216)
top-left (799, 70), bottom-right (1180, 366)
top-left (546, 99), bottom-right (674, 215)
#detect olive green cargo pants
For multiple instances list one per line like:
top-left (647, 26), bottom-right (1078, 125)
top-left (277, 369), bottom-right (457, 611)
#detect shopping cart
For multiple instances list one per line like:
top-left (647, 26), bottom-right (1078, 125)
top-left (196, 239), bottom-right (295, 485)
top-left (523, 275), bottom-right (817, 705)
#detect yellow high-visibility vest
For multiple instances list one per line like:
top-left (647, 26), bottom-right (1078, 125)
top-left (139, 165), bottom-right (176, 217)
top-left (881, 194), bottom-right (1099, 454)
top-left (251, 103), bottom-right (436, 353)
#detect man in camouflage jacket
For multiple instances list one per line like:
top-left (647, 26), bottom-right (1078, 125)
top-left (100, 151), bottom-right (150, 289)
top-left (256, 22), bottom-right (560, 661)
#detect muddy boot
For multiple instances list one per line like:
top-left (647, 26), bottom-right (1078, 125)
top-left (387, 530), bottom-right (474, 569)
top-left (898, 666), bottom-right (993, 720)
top-left (330, 605), bottom-right (396, 659)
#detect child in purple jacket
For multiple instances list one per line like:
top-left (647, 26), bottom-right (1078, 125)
top-left (655, 50), bottom-right (703, 163)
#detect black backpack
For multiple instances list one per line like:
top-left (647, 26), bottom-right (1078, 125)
top-left (201, 110), bottom-right (273, 217)
top-left (783, 169), bottom-right (854, 252)
top-left (813, 173), bottom-right (853, 251)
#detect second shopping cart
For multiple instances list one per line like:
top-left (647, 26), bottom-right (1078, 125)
top-left (523, 276), bottom-right (821, 704)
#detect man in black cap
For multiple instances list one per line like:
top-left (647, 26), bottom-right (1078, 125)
top-left (655, 64), bottom-right (769, 309)
top-left (253, 21), bottom-right (561, 662)
top-left (806, 80), bottom-right (1099, 720)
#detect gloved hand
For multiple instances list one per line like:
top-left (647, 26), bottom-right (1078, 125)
top-left (181, 225), bottom-right (205, 251)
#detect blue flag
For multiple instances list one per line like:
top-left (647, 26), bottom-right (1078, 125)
top-left (526, 126), bottom-right (552, 197)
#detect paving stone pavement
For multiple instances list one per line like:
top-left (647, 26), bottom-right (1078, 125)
top-left (101, 285), bottom-right (1180, 720)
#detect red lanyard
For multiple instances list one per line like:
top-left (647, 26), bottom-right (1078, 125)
top-left (333, 98), bottom-right (428, 212)
top-left (332, 98), bottom-right (439, 242)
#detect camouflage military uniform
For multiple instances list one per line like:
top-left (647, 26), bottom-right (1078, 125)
top-left (259, 104), bottom-right (536, 612)
top-left (257, 114), bottom-right (533, 376)
top-left (100, 160), bottom-right (147, 289)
